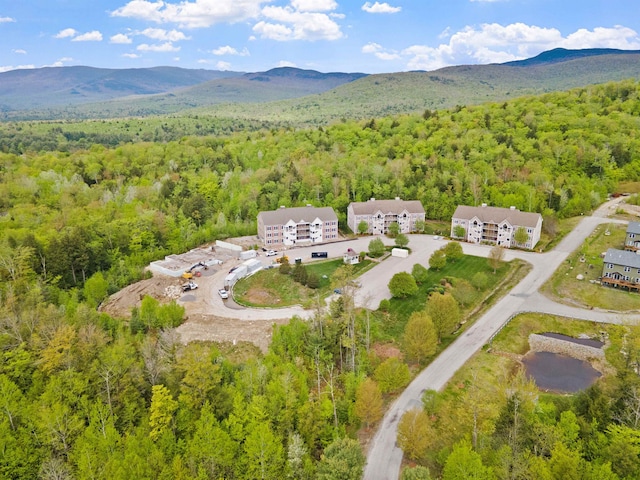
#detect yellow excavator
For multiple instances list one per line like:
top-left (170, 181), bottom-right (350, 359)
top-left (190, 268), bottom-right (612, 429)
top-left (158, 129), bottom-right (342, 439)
top-left (182, 262), bottom-right (208, 279)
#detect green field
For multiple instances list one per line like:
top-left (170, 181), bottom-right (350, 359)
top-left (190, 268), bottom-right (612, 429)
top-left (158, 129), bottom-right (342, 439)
top-left (233, 258), bottom-right (373, 307)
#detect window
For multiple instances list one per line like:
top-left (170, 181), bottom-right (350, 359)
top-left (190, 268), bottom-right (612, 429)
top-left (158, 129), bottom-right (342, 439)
top-left (624, 266), bottom-right (631, 272)
top-left (607, 264), bottom-right (613, 269)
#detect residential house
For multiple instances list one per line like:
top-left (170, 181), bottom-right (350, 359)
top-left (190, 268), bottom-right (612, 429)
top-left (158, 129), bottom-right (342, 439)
top-left (451, 204), bottom-right (543, 249)
top-left (257, 205), bottom-right (338, 247)
top-left (343, 248), bottom-right (360, 265)
top-left (347, 197), bottom-right (425, 235)
top-left (625, 221), bottom-right (640, 252)
top-left (601, 248), bottom-right (640, 292)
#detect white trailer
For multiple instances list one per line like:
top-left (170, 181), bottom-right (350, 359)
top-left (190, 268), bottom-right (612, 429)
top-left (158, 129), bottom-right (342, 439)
top-left (240, 249), bottom-right (258, 260)
top-left (243, 258), bottom-right (262, 275)
top-left (392, 248), bottom-right (409, 258)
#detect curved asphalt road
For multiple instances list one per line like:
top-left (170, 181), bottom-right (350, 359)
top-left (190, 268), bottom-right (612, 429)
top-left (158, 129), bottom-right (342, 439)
top-left (363, 197), bottom-right (640, 480)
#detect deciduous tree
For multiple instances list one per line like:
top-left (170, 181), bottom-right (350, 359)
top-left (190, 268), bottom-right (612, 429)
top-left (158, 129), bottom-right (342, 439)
top-left (389, 272), bottom-right (418, 298)
top-left (426, 293), bottom-right (460, 341)
top-left (488, 246), bottom-right (505, 274)
top-left (355, 378), bottom-right (383, 428)
top-left (429, 249), bottom-right (446, 270)
top-left (403, 311), bottom-right (437, 363)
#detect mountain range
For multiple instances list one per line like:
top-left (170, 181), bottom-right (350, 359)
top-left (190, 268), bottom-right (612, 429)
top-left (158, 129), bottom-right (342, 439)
top-left (1, 48), bottom-right (639, 122)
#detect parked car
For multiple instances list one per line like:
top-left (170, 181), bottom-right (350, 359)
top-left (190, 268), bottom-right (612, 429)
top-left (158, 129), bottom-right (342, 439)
top-left (266, 250), bottom-right (277, 257)
top-left (182, 281), bottom-right (198, 292)
top-left (218, 288), bottom-right (229, 299)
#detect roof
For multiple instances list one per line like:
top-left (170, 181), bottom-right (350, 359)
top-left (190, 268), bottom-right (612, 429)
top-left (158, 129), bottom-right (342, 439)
top-left (452, 205), bottom-right (541, 228)
top-left (349, 198), bottom-right (425, 215)
top-left (258, 206), bottom-right (337, 225)
top-left (627, 222), bottom-right (640, 235)
top-left (604, 248), bottom-right (640, 269)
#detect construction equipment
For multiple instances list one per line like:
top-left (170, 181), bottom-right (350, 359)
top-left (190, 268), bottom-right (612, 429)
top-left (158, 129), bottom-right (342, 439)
top-left (182, 261), bottom-right (208, 279)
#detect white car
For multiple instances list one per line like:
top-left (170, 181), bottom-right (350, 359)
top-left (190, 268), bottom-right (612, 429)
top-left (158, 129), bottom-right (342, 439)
top-left (218, 288), bottom-right (229, 299)
top-left (266, 250), bottom-right (277, 257)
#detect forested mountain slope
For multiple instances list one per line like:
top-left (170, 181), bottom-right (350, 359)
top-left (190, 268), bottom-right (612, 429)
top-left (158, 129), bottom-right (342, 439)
top-left (0, 65), bottom-right (241, 111)
top-left (197, 52), bottom-right (640, 126)
top-left (1, 79), bottom-right (640, 479)
top-left (2, 48), bottom-right (639, 121)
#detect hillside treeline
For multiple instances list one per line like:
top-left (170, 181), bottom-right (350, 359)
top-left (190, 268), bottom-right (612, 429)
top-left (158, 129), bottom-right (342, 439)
top-left (1, 79), bottom-right (640, 478)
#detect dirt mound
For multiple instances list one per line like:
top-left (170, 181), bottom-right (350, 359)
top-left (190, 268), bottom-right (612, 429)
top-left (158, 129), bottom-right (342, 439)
top-left (100, 276), bottom-right (180, 318)
top-left (177, 314), bottom-right (289, 353)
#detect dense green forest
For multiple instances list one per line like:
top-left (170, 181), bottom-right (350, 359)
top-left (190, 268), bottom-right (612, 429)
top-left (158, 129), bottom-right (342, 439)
top-left (1, 79), bottom-right (640, 478)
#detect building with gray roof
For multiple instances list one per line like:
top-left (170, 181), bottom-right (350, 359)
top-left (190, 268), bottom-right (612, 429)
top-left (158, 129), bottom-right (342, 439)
top-left (625, 221), bottom-right (640, 252)
top-left (347, 197), bottom-right (425, 235)
top-left (451, 204), bottom-right (543, 249)
top-left (257, 205), bottom-right (338, 247)
top-left (602, 248), bottom-right (640, 292)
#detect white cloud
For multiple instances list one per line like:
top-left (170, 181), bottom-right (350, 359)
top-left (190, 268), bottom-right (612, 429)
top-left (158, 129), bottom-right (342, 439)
top-left (12, 49), bottom-right (27, 54)
top-left (140, 27), bottom-right (190, 41)
top-left (54, 28), bottom-right (77, 39)
top-left (277, 60), bottom-right (297, 67)
top-left (291, 0), bottom-right (337, 12)
top-left (0, 64), bottom-right (35, 73)
top-left (72, 30), bottom-right (103, 42)
top-left (111, 0), bottom-right (267, 29)
top-left (362, 42), bottom-right (400, 60)
top-left (362, 2), bottom-right (401, 14)
top-left (216, 60), bottom-right (231, 70)
top-left (0, 16), bottom-right (15, 23)
top-left (254, 5), bottom-right (343, 41)
top-left (137, 42), bottom-right (180, 52)
top-left (393, 23), bottom-right (640, 71)
top-left (110, 33), bottom-right (132, 44)
top-left (212, 45), bottom-right (250, 56)
top-left (123, 53), bottom-right (141, 58)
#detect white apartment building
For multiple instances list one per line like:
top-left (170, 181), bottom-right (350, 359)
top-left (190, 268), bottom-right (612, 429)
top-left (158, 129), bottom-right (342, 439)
top-left (347, 198), bottom-right (425, 235)
top-left (451, 204), bottom-right (542, 249)
top-left (257, 205), bottom-right (339, 247)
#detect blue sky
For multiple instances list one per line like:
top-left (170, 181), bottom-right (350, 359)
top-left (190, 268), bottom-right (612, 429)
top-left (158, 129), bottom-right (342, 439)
top-left (1, 0), bottom-right (640, 74)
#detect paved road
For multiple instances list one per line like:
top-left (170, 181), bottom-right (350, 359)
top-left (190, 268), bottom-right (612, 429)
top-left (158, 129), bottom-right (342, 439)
top-left (363, 197), bottom-right (640, 480)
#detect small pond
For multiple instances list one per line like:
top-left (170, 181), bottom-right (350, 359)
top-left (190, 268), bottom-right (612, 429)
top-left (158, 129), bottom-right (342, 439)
top-left (522, 351), bottom-right (601, 393)
top-left (540, 332), bottom-right (604, 348)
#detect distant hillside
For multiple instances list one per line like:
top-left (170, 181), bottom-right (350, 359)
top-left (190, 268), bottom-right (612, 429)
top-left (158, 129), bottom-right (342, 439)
top-left (503, 47), bottom-right (640, 66)
top-left (0, 66), bottom-right (366, 118)
top-left (188, 51), bottom-right (640, 126)
top-left (0, 66), bottom-right (242, 111)
top-left (1, 48), bottom-right (639, 122)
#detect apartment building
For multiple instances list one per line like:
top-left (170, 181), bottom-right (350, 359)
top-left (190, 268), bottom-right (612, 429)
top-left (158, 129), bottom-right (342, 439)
top-left (257, 205), bottom-right (339, 247)
top-left (451, 204), bottom-right (543, 249)
top-left (347, 197), bottom-right (425, 235)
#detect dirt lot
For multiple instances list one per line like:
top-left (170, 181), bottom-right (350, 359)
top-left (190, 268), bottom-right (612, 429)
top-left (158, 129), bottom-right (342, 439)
top-left (100, 260), bottom-right (304, 352)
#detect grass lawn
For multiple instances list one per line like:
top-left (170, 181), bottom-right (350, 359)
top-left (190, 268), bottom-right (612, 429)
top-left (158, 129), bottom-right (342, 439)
top-left (233, 258), bottom-right (373, 307)
top-left (541, 223), bottom-right (640, 311)
top-left (376, 254), bottom-right (520, 340)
